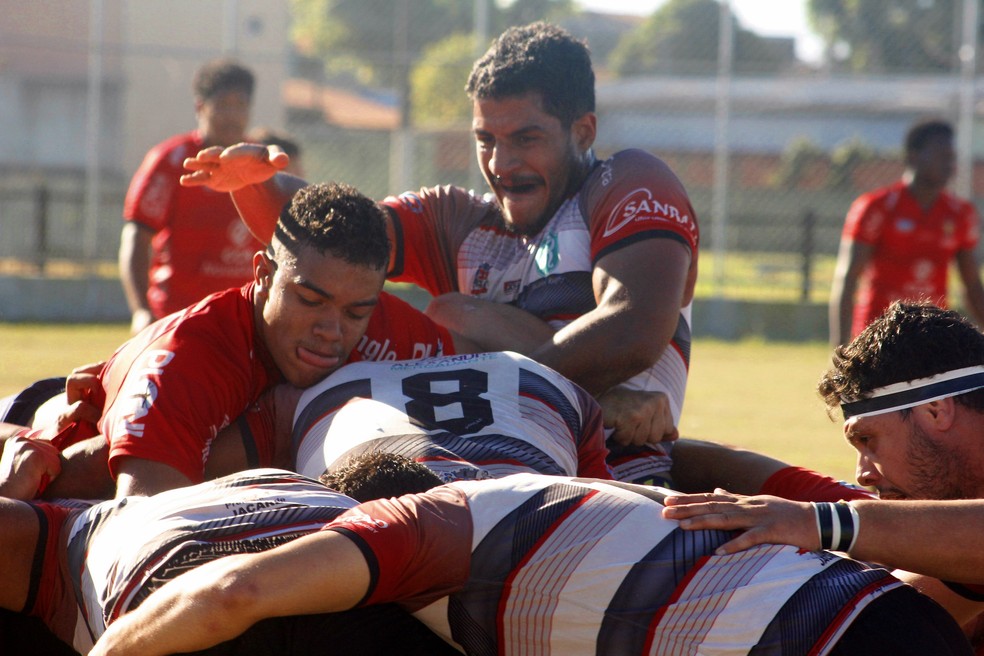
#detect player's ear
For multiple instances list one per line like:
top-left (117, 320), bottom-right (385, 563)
top-left (571, 111), bottom-right (596, 152)
top-left (254, 250), bottom-right (274, 292)
top-left (917, 398), bottom-right (956, 432)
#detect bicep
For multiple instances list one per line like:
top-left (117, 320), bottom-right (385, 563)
top-left (593, 238), bottom-right (692, 328)
top-left (238, 530), bottom-right (373, 617)
top-left (114, 458), bottom-right (194, 497)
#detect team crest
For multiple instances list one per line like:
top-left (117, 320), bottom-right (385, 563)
top-left (894, 217), bottom-right (915, 233)
top-left (535, 231), bottom-right (559, 276)
top-left (471, 263), bottom-right (491, 295)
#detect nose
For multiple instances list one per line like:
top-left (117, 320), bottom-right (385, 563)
top-left (855, 453), bottom-right (881, 489)
top-left (313, 307), bottom-right (343, 342)
top-left (487, 143), bottom-right (518, 180)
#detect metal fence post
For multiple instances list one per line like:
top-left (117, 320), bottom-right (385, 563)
top-left (800, 209), bottom-right (815, 303)
top-left (34, 184), bottom-right (49, 274)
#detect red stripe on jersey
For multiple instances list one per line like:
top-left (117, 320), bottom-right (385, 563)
top-left (807, 576), bottom-right (899, 656)
top-left (496, 488), bottom-right (601, 648)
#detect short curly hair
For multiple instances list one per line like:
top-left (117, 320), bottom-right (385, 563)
top-left (466, 22), bottom-right (594, 128)
top-left (192, 58), bottom-right (255, 101)
top-left (819, 301), bottom-right (984, 415)
top-left (273, 182), bottom-right (389, 271)
top-left (905, 118), bottom-right (953, 155)
top-left (320, 451), bottom-right (443, 503)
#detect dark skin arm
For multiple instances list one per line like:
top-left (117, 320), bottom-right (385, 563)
top-left (531, 238), bottom-right (694, 396)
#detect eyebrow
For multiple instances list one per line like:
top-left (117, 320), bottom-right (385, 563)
top-left (295, 278), bottom-right (379, 308)
top-left (473, 124), bottom-right (546, 138)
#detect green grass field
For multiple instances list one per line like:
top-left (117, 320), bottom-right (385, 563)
top-left (0, 323), bottom-right (858, 483)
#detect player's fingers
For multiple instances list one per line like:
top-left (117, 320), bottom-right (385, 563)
top-left (663, 490), bottom-right (739, 507)
top-left (179, 169), bottom-right (212, 186)
top-left (217, 141), bottom-right (272, 163)
top-left (66, 371), bottom-right (101, 404)
top-left (192, 145), bottom-right (224, 163)
top-left (70, 360), bottom-right (105, 377)
top-left (264, 144), bottom-right (291, 169)
top-left (711, 530), bottom-right (768, 555)
top-left (56, 399), bottom-right (101, 429)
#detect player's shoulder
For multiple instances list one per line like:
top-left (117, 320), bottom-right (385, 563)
top-left (940, 189), bottom-right (978, 216)
top-left (140, 131), bottom-right (203, 171)
top-left (131, 287), bottom-right (254, 359)
top-left (854, 181), bottom-right (903, 209)
top-left (584, 148), bottom-right (687, 197)
top-left (383, 184), bottom-right (484, 211)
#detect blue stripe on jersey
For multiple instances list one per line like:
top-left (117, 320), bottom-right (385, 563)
top-left (749, 557), bottom-right (894, 655)
top-left (447, 482), bottom-right (597, 654)
top-left (292, 378), bottom-right (372, 454)
top-left (513, 271), bottom-right (595, 320)
top-left (597, 525), bottom-right (731, 653)
top-left (672, 311), bottom-right (692, 366)
top-left (519, 368), bottom-right (581, 439)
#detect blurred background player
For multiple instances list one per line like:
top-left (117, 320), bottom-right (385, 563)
top-left (119, 58), bottom-right (263, 334)
top-left (829, 118), bottom-right (984, 347)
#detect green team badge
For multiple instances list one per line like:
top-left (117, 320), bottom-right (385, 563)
top-left (535, 231), bottom-right (559, 276)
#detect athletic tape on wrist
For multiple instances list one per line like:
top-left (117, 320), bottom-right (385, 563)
top-left (840, 366), bottom-right (984, 420)
top-left (811, 501), bottom-right (858, 552)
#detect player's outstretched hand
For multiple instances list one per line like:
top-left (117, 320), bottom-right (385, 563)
top-left (181, 143), bottom-right (290, 192)
top-left (662, 489), bottom-right (818, 554)
top-left (599, 386), bottom-right (678, 447)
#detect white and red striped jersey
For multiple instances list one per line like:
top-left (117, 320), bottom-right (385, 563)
top-left (65, 469), bottom-right (357, 652)
top-left (292, 352), bottom-right (611, 483)
top-left (326, 473), bottom-right (905, 655)
top-left (381, 150), bottom-right (699, 486)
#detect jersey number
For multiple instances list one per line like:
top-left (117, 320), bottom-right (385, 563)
top-left (402, 369), bottom-right (494, 434)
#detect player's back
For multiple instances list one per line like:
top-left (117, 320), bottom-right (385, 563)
top-left (292, 351), bottom-right (609, 482)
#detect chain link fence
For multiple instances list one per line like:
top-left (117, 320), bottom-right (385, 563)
top-left (3, 0), bottom-right (982, 313)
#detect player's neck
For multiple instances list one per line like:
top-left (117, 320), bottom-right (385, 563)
top-left (906, 176), bottom-right (944, 210)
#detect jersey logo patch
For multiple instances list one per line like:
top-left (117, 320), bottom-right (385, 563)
top-left (603, 188), bottom-right (693, 238)
top-left (535, 231), bottom-right (559, 276)
top-left (471, 263), bottom-right (491, 295)
top-left (894, 217), bottom-right (915, 233)
top-left (397, 192), bottom-right (425, 214)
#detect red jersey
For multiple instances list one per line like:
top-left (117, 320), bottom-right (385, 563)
top-left (843, 180), bottom-right (979, 337)
top-left (124, 131), bottom-right (265, 318)
top-left (96, 285), bottom-right (453, 483)
top-left (97, 285), bottom-right (278, 483)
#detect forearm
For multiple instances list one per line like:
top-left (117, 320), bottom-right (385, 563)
top-left (669, 438), bottom-right (788, 494)
top-left (118, 226), bottom-right (151, 314)
top-left (531, 306), bottom-right (671, 395)
top-left (92, 554), bottom-right (258, 656)
top-left (848, 500), bottom-right (984, 583)
top-left (230, 173), bottom-right (307, 245)
top-left (42, 435), bottom-right (114, 500)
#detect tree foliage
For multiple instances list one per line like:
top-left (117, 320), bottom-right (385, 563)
top-left (290, 0), bottom-right (474, 86)
top-left (291, 0), bottom-right (577, 124)
top-left (411, 32), bottom-right (478, 126)
top-left (806, 0), bottom-right (961, 73)
top-left (608, 0), bottom-right (792, 77)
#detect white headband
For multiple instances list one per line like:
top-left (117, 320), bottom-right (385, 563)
top-left (840, 365), bottom-right (984, 419)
